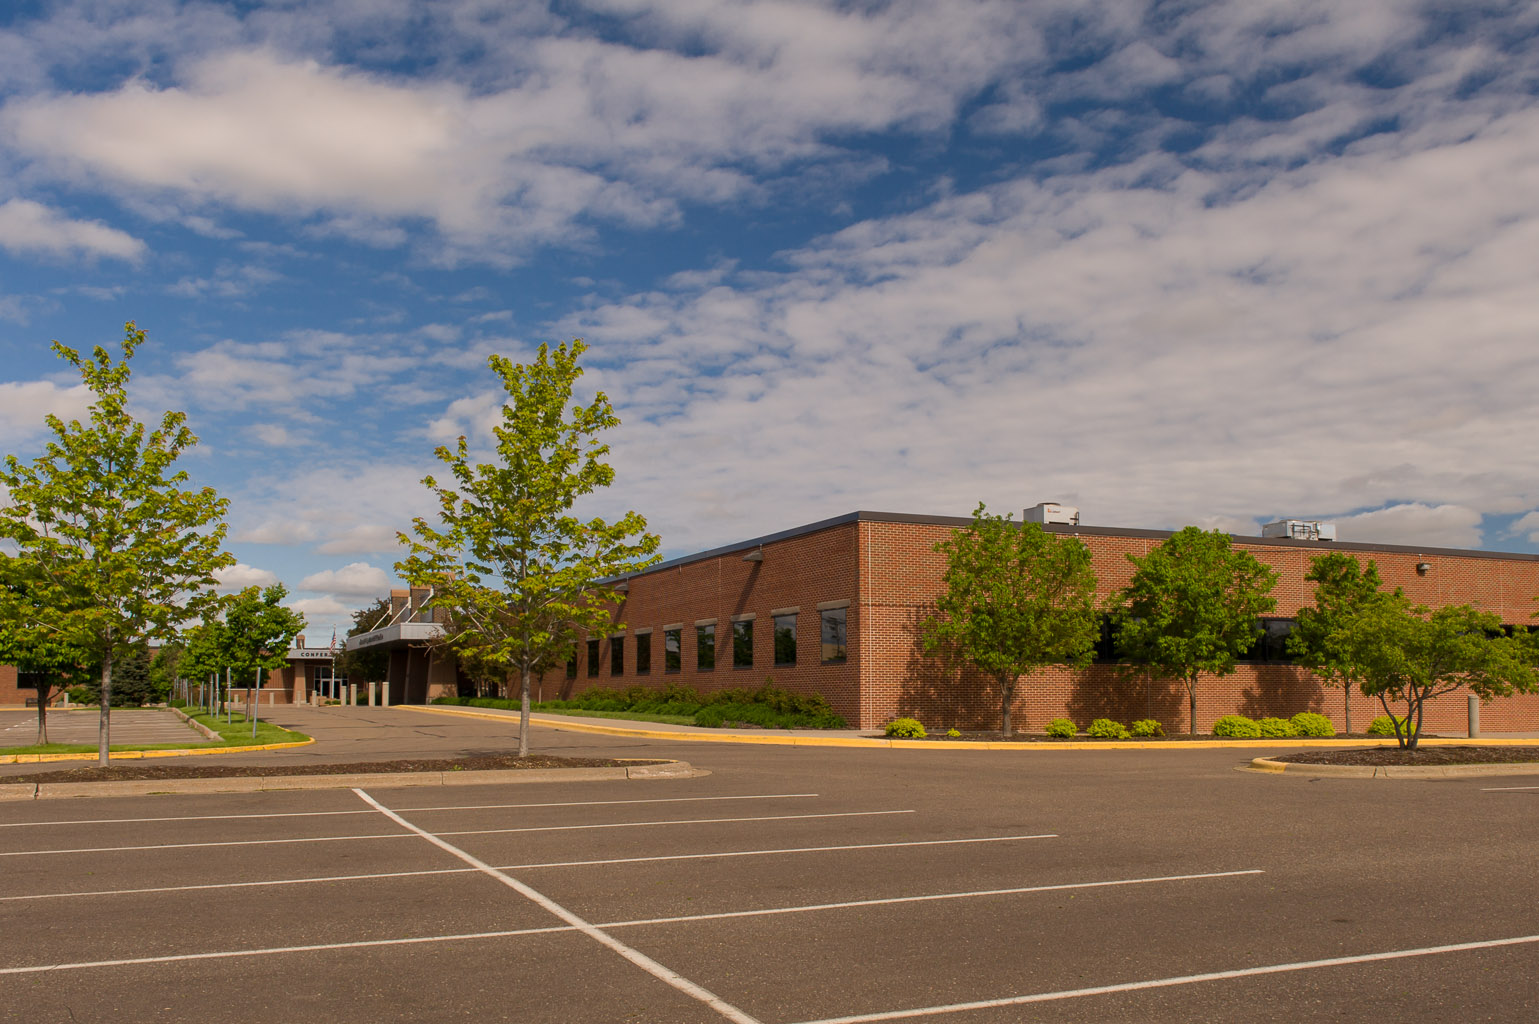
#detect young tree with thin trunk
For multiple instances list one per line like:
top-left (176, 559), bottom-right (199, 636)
top-left (0, 553), bottom-right (93, 744)
top-left (1288, 552), bottom-right (1388, 734)
top-left (1116, 526), bottom-right (1278, 735)
top-left (922, 504), bottom-right (1100, 733)
top-left (397, 340), bottom-right (660, 756)
top-left (1331, 596), bottom-right (1535, 750)
top-left (0, 323), bottom-right (232, 765)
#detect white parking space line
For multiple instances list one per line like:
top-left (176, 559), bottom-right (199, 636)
top-left (0, 793), bottom-right (821, 829)
top-left (0, 925), bottom-right (572, 975)
top-left (0, 809), bottom-right (911, 859)
top-left (599, 870), bottom-right (1263, 929)
top-left (0, 866), bottom-right (1261, 976)
top-left (1, 834), bottom-right (1057, 903)
top-left (1481, 785), bottom-right (1539, 792)
top-left (433, 809), bottom-right (914, 838)
top-left (785, 933), bottom-right (1539, 1024)
top-left (353, 788), bottom-right (766, 1024)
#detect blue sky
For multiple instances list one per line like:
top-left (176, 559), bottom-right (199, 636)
top-left (2, 1), bottom-right (1538, 641)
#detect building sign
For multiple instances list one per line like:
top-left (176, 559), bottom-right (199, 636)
top-left (286, 649), bottom-right (337, 660)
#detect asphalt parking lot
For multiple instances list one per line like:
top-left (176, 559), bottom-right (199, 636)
top-left (3, 723), bottom-right (1538, 1023)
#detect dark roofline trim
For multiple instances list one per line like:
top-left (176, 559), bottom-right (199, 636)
top-left (602, 510), bottom-right (1539, 583)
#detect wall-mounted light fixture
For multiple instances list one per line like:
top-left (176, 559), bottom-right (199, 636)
top-left (612, 580), bottom-right (630, 593)
top-left (1416, 562), bottom-right (1431, 575)
top-left (742, 547), bottom-right (764, 562)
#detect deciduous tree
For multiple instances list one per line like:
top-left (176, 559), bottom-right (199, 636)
top-left (922, 504), bottom-right (1100, 733)
top-left (0, 324), bottom-right (232, 764)
top-left (1116, 527), bottom-right (1278, 735)
top-left (1332, 596), bottom-right (1535, 750)
top-left (1288, 552), bottom-right (1388, 734)
top-left (0, 553), bottom-right (93, 744)
top-left (397, 340), bottom-right (660, 756)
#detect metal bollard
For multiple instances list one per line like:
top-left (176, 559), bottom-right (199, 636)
top-left (1468, 694), bottom-right (1480, 739)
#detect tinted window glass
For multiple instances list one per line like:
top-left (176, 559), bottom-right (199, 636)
top-left (664, 629), bottom-right (681, 673)
top-left (636, 633), bottom-right (651, 674)
top-left (773, 613), bottom-right (797, 667)
top-left (697, 624), bottom-right (715, 671)
top-left (821, 607), bottom-right (847, 664)
top-left (587, 638), bottom-right (600, 677)
top-left (733, 620), bottom-right (753, 668)
top-left (611, 636), bottom-right (624, 676)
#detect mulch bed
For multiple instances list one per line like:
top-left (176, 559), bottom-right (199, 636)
top-left (913, 732), bottom-right (1393, 743)
top-left (1269, 746), bottom-right (1539, 767)
top-left (0, 754), bottom-right (651, 785)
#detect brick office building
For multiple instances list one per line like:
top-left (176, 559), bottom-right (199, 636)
top-left (543, 509), bottom-right (1539, 734)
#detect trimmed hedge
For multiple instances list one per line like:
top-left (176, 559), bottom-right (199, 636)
top-left (1290, 711), bottom-right (1335, 738)
top-left (1367, 714), bottom-right (1417, 737)
top-left (1045, 718), bottom-right (1077, 739)
top-left (434, 680), bottom-right (848, 730)
top-left (1086, 718), bottom-right (1131, 740)
top-left (1212, 715), bottom-right (1261, 738)
top-left (885, 718), bottom-right (927, 738)
top-left (1129, 718), bottom-right (1164, 738)
top-left (1256, 716), bottom-right (1297, 738)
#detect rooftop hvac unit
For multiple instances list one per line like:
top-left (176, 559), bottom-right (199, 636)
top-left (1025, 502), bottom-right (1080, 526)
top-left (1262, 519), bottom-right (1336, 542)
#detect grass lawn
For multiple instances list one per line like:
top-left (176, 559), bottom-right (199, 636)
top-left (0, 709), bottom-right (310, 754)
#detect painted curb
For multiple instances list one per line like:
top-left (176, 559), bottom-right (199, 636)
top-left (0, 760), bottom-right (700, 799)
top-left (0, 736), bottom-right (316, 765)
top-left (399, 705), bottom-right (1539, 752)
top-left (1247, 756), bottom-right (1539, 779)
top-left (169, 706), bottom-right (223, 741)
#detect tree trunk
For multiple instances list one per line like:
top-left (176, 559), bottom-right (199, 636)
top-left (999, 675), bottom-right (1014, 734)
top-left (98, 648), bottom-right (113, 767)
top-left (1188, 673), bottom-right (1198, 737)
top-left (35, 682), bottom-right (51, 745)
top-left (518, 665), bottom-right (531, 758)
top-left (1343, 683), bottom-right (1352, 736)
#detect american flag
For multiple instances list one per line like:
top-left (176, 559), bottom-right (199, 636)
top-left (329, 627), bottom-right (338, 654)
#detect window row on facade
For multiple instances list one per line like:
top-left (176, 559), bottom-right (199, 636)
top-left (568, 604), bottom-right (847, 680)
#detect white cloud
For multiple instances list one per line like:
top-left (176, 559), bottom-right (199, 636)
top-left (287, 595), bottom-right (349, 619)
top-left (0, 198), bottom-right (145, 261)
top-left (553, 103), bottom-right (1539, 555)
top-left (1511, 512), bottom-right (1539, 546)
top-left (214, 562), bottom-right (279, 591)
top-left (1332, 504), bottom-right (1485, 550)
top-left (316, 524), bottom-right (406, 556)
top-left (233, 518), bottom-right (318, 545)
top-left (249, 423), bottom-right (304, 447)
top-left (298, 562), bottom-right (393, 596)
top-left (0, 379), bottom-right (92, 445)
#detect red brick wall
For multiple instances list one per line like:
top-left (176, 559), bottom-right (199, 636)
top-left (542, 522), bottom-right (863, 723)
top-left (861, 520), bottom-right (1539, 734)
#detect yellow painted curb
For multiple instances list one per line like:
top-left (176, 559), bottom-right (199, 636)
top-left (398, 705), bottom-right (1539, 751)
top-left (0, 737), bottom-right (315, 765)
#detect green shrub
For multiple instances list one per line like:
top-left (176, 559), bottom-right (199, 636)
top-left (1085, 718), bottom-right (1131, 740)
top-left (1129, 718), bottom-right (1164, 738)
top-left (1045, 718), bottom-right (1077, 738)
top-left (1256, 717), bottom-right (1297, 738)
top-left (1290, 711), bottom-right (1336, 738)
top-left (885, 717), bottom-right (927, 738)
top-left (1367, 714), bottom-right (1416, 737)
top-left (694, 706), bottom-right (725, 728)
top-left (1212, 715), bottom-right (1261, 738)
top-left (946, 728), bottom-right (961, 738)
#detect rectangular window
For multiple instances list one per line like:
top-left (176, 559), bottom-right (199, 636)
top-left (697, 623), bottom-right (716, 671)
top-left (587, 638), bottom-right (600, 677)
top-left (664, 629), bottom-right (681, 673)
top-left (636, 633), bottom-right (651, 675)
top-left (14, 672), bottom-right (40, 690)
top-left (610, 636), bottom-right (624, 676)
top-left (820, 607), bottom-right (847, 664)
top-left (1242, 618), bottom-right (1297, 663)
top-left (773, 613), bottom-right (797, 667)
top-left (733, 619), bottom-right (753, 669)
